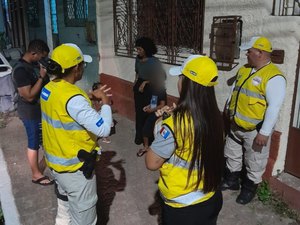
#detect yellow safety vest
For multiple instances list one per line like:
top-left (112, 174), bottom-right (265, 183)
top-left (40, 79), bottom-right (98, 172)
top-left (229, 63), bottom-right (284, 130)
top-left (158, 115), bottom-right (214, 208)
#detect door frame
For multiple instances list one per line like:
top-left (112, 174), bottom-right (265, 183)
top-left (285, 42), bottom-right (300, 177)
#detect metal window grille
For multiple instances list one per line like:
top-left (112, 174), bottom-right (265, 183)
top-left (63, 0), bottom-right (88, 27)
top-left (272, 0), bottom-right (300, 16)
top-left (113, 0), bottom-right (205, 65)
top-left (7, 0), bottom-right (27, 48)
top-left (210, 16), bottom-right (242, 71)
top-left (26, 0), bottom-right (39, 27)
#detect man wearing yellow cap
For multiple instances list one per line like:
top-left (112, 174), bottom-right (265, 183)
top-left (40, 43), bottom-right (112, 224)
top-left (222, 36), bottom-right (286, 205)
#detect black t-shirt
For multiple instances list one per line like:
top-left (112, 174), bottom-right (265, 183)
top-left (12, 59), bottom-right (49, 119)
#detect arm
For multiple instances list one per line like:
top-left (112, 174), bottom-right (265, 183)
top-left (67, 96), bottom-right (112, 137)
top-left (145, 148), bottom-right (166, 170)
top-left (138, 80), bottom-right (150, 93)
top-left (145, 125), bottom-right (175, 170)
top-left (71, 84), bottom-right (112, 136)
top-left (15, 66), bottom-right (47, 102)
top-left (255, 76), bottom-right (286, 146)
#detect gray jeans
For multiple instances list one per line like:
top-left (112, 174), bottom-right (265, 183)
top-left (224, 123), bottom-right (271, 184)
top-left (51, 170), bottom-right (97, 225)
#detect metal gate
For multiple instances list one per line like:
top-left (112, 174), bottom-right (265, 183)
top-left (5, 0), bottom-right (28, 49)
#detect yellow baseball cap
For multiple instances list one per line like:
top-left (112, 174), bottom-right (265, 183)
top-left (169, 55), bottom-right (218, 87)
top-left (240, 36), bottom-right (272, 52)
top-left (51, 43), bottom-right (92, 72)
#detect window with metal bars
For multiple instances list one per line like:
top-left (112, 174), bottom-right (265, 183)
top-left (63, 0), bottom-right (88, 27)
top-left (272, 0), bottom-right (300, 16)
top-left (113, 0), bottom-right (205, 65)
top-left (26, 0), bottom-right (39, 27)
top-left (210, 16), bottom-right (242, 71)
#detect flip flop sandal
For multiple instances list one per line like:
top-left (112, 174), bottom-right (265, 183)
top-left (32, 176), bottom-right (54, 186)
top-left (136, 148), bottom-right (148, 157)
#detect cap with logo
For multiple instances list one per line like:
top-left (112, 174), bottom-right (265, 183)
top-left (240, 36), bottom-right (272, 53)
top-left (169, 55), bottom-right (218, 87)
top-left (51, 43), bottom-right (92, 73)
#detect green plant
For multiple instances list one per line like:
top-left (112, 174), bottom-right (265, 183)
top-left (257, 181), bottom-right (300, 222)
top-left (271, 194), bottom-right (299, 221)
top-left (257, 180), bottom-right (272, 203)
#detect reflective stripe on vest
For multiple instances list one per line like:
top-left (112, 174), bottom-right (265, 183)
top-left (42, 112), bottom-right (84, 131)
top-left (233, 86), bottom-right (265, 100)
top-left (158, 116), bottom-right (214, 207)
top-left (41, 79), bottom-right (97, 172)
top-left (234, 111), bottom-right (262, 127)
top-left (167, 154), bottom-right (199, 170)
top-left (44, 151), bottom-right (80, 166)
top-left (229, 63), bottom-right (284, 130)
top-left (163, 155), bottom-right (203, 204)
top-left (161, 190), bottom-right (205, 205)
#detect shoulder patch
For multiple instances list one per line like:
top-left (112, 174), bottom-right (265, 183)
top-left (96, 118), bottom-right (104, 127)
top-left (160, 126), bottom-right (170, 139)
top-left (41, 87), bottom-right (51, 101)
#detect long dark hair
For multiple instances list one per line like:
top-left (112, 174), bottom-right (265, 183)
top-left (173, 76), bottom-right (224, 193)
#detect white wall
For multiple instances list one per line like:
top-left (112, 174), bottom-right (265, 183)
top-left (97, 0), bottom-right (300, 175)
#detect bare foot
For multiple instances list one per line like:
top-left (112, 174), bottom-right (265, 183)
top-left (102, 137), bottom-right (111, 144)
top-left (39, 157), bottom-right (47, 174)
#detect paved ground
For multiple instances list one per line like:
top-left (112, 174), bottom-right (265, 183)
top-left (0, 113), bottom-right (299, 225)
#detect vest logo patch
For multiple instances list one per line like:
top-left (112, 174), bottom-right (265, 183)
top-left (41, 87), bottom-right (51, 101)
top-left (160, 126), bottom-right (170, 139)
top-left (252, 76), bottom-right (262, 86)
top-left (96, 118), bottom-right (104, 127)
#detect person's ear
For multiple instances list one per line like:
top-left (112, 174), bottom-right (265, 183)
top-left (74, 64), bottom-right (81, 72)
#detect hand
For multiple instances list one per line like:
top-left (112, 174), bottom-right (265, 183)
top-left (39, 64), bottom-right (47, 79)
top-left (138, 81), bottom-right (148, 93)
top-left (91, 84), bottom-right (112, 104)
top-left (155, 103), bottom-right (177, 117)
top-left (254, 133), bottom-right (269, 146)
top-left (252, 133), bottom-right (269, 152)
top-left (143, 105), bottom-right (152, 113)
